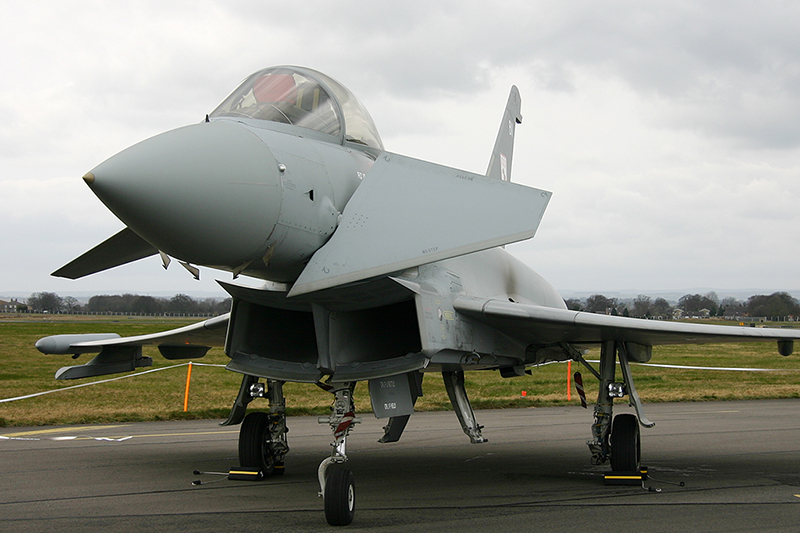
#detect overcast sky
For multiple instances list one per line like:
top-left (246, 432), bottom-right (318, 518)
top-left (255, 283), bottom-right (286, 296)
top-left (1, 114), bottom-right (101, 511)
top-left (2, 1), bottom-right (799, 301)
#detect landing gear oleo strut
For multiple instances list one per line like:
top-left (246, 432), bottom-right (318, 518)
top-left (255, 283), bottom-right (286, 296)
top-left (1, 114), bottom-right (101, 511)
top-left (317, 383), bottom-right (359, 526)
top-left (225, 377), bottom-right (290, 477)
top-left (571, 341), bottom-right (654, 474)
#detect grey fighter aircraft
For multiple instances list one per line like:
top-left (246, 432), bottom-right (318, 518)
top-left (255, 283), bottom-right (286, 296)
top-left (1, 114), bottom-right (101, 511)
top-left (36, 66), bottom-right (799, 526)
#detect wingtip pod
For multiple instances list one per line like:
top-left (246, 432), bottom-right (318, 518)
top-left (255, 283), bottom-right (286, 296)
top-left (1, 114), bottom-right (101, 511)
top-left (35, 333), bottom-right (121, 355)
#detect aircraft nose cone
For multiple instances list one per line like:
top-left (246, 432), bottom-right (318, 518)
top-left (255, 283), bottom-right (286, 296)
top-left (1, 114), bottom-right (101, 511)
top-left (87, 121), bottom-right (282, 266)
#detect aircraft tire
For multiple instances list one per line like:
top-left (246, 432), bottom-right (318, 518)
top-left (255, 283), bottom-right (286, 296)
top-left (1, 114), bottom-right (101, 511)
top-left (239, 412), bottom-right (276, 476)
top-left (324, 468), bottom-right (355, 526)
top-left (610, 413), bottom-right (640, 472)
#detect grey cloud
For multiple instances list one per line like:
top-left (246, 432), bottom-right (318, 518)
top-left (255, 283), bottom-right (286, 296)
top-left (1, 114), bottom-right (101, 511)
top-left (239, 1), bottom-right (800, 150)
top-left (3, 1), bottom-right (799, 295)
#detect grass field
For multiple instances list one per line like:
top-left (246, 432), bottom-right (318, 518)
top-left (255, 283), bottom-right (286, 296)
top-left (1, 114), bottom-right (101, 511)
top-left (1, 314), bottom-right (799, 427)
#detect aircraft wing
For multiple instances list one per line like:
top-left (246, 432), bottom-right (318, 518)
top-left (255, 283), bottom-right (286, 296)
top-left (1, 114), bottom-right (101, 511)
top-left (36, 314), bottom-right (229, 379)
top-left (288, 152), bottom-right (552, 297)
top-left (453, 296), bottom-right (799, 354)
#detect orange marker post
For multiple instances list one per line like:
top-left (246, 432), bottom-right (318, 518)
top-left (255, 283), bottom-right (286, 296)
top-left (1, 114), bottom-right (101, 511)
top-left (183, 362), bottom-right (193, 412)
top-left (567, 360), bottom-right (572, 401)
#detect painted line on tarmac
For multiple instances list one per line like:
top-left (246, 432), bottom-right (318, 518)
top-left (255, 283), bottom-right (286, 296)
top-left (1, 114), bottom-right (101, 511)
top-left (0, 434), bottom-right (133, 442)
top-left (0, 425), bottom-right (132, 442)
top-left (132, 430), bottom-right (238, 438)
top-left (2, 424), bottom-right (128, 437)
top-left (0, 427), bottom-right (238, 443)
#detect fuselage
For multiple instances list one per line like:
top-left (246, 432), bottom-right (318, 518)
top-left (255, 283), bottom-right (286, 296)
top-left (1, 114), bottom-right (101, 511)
top-left (83, 66), bottom-right (564, 312)
top-left (85, 67), bottom-right (380, 282)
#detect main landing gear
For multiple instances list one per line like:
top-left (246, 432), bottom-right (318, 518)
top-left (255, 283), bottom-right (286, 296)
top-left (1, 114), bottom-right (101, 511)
top-left (234, 378), bottom-right (289, 476)
top-left (573, 340), bottom-right (654, 473)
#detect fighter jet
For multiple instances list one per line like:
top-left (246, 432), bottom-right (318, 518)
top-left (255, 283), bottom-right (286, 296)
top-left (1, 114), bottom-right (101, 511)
top-left (36, 66), bottom-right (799, 525)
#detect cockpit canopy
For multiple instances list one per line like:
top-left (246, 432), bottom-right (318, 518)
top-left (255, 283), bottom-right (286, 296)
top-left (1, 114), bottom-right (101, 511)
top-left (210, 66), bottom-right (384, 151)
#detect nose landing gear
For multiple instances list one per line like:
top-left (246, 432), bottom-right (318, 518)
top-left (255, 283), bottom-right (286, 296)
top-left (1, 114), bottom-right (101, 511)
top-left (317, 383), bottom-right (360, 526)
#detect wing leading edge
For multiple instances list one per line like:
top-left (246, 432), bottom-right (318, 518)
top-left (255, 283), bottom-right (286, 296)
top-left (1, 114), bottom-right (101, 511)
top-left (36, 314), bottom-right (229, 379)
top-left (453, 296), bottom-right (798, 355)
top-left (36, 314), bottom-right (229, 355)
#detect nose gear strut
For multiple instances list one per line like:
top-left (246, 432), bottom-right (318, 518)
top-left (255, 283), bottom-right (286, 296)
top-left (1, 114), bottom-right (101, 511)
top-left (317, 383), bottom-right (360, 526)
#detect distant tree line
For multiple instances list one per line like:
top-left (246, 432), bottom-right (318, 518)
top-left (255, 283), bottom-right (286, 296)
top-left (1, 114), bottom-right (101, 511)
top-left (19, 290), bottom-right (800, 320)
top-left (564, 291), bottom-right (800, 320)
top-left (24, 292), bottom-right (231, 316)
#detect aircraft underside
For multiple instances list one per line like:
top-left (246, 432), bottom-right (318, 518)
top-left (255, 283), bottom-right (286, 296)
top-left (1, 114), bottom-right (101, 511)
top-left (209, 254), bottom-right (652, 525)
top-left (223, 339), bottom-right (649, 526)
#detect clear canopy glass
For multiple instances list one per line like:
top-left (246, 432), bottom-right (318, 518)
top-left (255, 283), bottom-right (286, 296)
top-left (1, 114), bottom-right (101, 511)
top-left (210, 66), bottom-right (383, 151)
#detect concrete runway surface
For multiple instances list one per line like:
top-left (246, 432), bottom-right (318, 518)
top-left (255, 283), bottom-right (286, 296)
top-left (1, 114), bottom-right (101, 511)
top-left (2, 400), bottom-right (799, 532)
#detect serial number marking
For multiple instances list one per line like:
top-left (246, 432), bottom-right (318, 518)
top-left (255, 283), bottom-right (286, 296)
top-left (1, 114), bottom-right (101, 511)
top-left (422, 247), bottom-right (439, 254)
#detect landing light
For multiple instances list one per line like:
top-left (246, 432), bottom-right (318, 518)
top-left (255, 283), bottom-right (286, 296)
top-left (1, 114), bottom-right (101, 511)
top-left (608, 383), bottom-right (627, 398)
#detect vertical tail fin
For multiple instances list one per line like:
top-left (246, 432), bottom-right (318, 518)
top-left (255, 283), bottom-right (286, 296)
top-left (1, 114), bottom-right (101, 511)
top-left (485, 86), bottom-right (522, 182)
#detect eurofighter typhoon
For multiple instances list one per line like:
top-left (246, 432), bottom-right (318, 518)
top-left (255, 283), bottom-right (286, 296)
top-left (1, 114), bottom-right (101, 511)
top-left (36, 66), bottom-right (800, 525)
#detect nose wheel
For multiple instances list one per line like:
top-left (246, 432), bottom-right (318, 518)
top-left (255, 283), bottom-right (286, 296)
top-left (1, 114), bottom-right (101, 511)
top-left (324, 467), bottom-right (356, 526)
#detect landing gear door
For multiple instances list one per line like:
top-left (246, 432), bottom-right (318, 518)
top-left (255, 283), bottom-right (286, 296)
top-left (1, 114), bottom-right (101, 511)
top-left (368, 372), bottom-right (421, 419)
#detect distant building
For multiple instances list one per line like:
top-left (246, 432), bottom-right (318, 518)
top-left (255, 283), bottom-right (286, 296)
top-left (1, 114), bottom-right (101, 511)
top-left (0, 298), bottom-right (21, 312)
top-left (734, 316), bottom-right (767, 323)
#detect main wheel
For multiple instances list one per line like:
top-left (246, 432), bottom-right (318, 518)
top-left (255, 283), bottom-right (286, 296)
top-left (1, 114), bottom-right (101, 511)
top-left (610, 413), bottom-right (641, 472)
top-left (239, 412), bottom-right (276, 475)
top-left (324, 468), bottom-right (355, 526)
